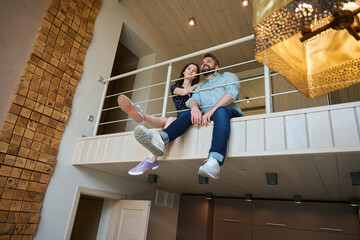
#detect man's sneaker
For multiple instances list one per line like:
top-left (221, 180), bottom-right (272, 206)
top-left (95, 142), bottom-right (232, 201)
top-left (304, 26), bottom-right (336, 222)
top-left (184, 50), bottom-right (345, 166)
top-left (198, 157), bottom-right (220, 179)
top-left (128, 156), bottom-right (159, 175)
top-left (118, 95), bottom-right (144, 123)
top-left (134, 125), bottom-right (165, 156)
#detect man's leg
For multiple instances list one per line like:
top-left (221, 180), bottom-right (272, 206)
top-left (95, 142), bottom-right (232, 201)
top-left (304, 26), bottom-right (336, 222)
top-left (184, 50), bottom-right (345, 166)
top-left (198, 106), bottom-right (241, 179)
top-left (209, 106), bottom-right (241, 165)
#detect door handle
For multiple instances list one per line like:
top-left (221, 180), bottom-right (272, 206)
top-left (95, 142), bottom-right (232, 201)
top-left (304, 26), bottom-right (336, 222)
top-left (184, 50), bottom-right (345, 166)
top-left (266, 223), bottom-right (287, 227)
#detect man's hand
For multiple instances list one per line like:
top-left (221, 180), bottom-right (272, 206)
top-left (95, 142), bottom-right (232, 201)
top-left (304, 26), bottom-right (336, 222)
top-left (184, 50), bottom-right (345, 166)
top-left (201, 109), bottom-right (214, 127)
top-left (191, 107), bottom-right (202, 126)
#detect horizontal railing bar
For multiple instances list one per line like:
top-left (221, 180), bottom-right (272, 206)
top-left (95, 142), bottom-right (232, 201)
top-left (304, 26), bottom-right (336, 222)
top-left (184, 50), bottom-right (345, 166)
top-left (271, 90), bottom-right (299, 97)
top-left (103, 35), bottom-right (255, 83)
top-left (99, 112), bottom-right (163, 126)
top-left (167, 73), bottom-right (278, 99)
top-left (169, 59), bottom-right (258, 83)
top-left (102, 96), bottom-right (165, 112)
top-left (236, 95), bottom-right (266, 102)
top-left (105, 81), bottom-right (166, 99)
top-left (99, 80), bottom-right (304, 125)
top-left (133, 96), bottom-right (165, 105)
top-left (106, 61), bottom-right (277, 100)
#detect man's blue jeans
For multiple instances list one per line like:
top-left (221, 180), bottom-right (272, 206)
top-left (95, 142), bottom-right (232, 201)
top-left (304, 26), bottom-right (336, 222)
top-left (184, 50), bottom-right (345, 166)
top-left (160, 106), bottom-right (242, 165)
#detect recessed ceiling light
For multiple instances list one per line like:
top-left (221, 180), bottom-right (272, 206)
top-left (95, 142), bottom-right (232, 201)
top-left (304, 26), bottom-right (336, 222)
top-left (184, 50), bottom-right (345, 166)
top-left (188, 17), bottom-right (196, 26)
top-left (245, 193), bottom-right (252, 202)
top-left (350, 197), bottom-right (359, 207)
top-left (242, 0), bottom-right (249, 7)
top-left (205, 192), bottom-right (213, 200)
top-left (294, 195), bottom-right (302, 204)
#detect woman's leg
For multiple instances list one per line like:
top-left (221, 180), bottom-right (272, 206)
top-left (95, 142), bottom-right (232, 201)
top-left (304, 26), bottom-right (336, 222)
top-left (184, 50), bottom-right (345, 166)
top-left (148, 154), bottom-right (158, 162)
top-left (143, 114), bottom-right (168, 128)
top-left (164, 117), bottom-right (177, 128)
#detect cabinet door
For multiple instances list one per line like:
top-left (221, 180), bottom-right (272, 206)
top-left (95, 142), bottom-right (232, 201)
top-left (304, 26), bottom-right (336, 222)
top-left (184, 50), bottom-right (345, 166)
top-left (252, 225), bottom-right (304, 240)
top-left (303, 202), bottom-right (360, 234)
top-left (176, 195), bottom-right (210, 240)
top-left (213, 220), bottom-right (251, 240)
top-left (252, 200), bottom-right (305, 229)
top-left (214, 198), bottom-right (251, 225)
top-left (305, 230), bottom-right (360, 240)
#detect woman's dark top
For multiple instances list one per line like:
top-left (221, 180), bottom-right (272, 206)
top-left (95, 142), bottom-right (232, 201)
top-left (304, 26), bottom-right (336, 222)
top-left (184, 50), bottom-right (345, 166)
top-left (171, 84), bottom-right (191, 117)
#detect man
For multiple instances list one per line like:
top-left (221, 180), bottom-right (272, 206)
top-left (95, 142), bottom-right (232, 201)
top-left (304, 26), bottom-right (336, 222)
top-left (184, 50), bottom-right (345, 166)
top-left (134, 53), bottom-right (243, 179)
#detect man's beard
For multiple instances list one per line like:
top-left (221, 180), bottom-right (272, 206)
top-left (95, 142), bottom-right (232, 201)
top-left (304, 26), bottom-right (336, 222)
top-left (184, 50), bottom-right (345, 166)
top-left (201, 65), bottom-right (215, 76)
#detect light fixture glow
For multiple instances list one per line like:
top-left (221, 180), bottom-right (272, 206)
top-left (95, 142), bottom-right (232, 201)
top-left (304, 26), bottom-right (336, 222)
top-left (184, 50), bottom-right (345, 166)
top-left (245, 97), bottom-right (250, 103)
top-left (205, 192), bottom-right (213, 200)
top-left (350, 197), bottom-right (359, 207)
top-left (188, 17), bottom-right (196, 26)
top-left (253, 0), bottom-right (360, 98)
top-left (294, 195), bottom-right (302, 204)
top-left (242, 0), bottom-right (249, 7)
top-left (245, 193), bottom-right (252, 202)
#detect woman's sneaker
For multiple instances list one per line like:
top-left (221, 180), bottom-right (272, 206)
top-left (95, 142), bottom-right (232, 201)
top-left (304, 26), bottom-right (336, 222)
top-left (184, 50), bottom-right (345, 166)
top-left (134, 125), bottom-right (165, 156)
top-left (118, 95), bottom-right (144, 123)
top-left (128, 156), bottom-right (159, 175)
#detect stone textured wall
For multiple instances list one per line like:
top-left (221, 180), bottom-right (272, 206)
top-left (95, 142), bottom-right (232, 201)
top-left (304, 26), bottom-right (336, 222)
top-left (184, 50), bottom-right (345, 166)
top-left (0, 0), bottom-right (102, 239)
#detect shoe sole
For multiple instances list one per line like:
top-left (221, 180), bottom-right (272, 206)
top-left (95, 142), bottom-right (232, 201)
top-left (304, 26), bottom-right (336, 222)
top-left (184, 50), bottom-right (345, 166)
top-left (198, 168), bottom-right (219, 179)
top-left (118, 95), bottom-right (143, 123)
top-left (134, 126), bottom-right (165, 156)
top-left (128, 165), bottom-right (159, 176)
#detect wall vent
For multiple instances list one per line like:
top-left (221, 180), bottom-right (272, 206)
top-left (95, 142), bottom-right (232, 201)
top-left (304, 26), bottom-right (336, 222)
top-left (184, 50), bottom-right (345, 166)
top-left (155, 190), bottom-right (174, 208)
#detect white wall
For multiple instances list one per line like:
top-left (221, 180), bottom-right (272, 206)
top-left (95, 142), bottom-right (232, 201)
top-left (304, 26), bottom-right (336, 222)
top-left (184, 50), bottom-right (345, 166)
top-left (34, 0), bottom-right (179, 239)
top-left (0, 0), bottom-right (49, 126)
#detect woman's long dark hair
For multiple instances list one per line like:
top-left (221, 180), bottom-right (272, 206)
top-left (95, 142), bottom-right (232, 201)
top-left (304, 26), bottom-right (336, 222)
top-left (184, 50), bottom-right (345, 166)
top-left (175, 63), bottom-right (200, 86)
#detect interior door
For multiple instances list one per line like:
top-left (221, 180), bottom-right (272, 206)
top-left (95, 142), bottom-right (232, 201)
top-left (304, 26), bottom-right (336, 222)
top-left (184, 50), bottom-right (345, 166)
top-left (114, 200), bottom-right (151, 240)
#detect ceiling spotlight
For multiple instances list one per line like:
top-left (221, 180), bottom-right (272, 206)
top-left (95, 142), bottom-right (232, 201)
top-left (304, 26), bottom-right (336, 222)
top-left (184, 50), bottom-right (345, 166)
top-left (245, 97), bottom-right (250, 103)
top-left (205, 192), bottom-right (213, 200)
top-left (198, 175), bottom-right (209, 184)
top-left (350, 197), bottom-right (359, 207)
top-left (294, 195), bottom-right (302, 204)
top-left (242, 0), bottom-right (249, 7)
top-left (148, 174), bottom-right (158, 183)
top-left (188, 17), bottom-right (196, 26)
top-left (266, 172), bottom-right (278, 185)
top-left (245, 193), bottom-right (252, 202)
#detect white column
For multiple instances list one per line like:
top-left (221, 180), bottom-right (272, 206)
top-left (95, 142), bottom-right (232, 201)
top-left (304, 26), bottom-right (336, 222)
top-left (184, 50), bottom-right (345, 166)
top-left (162, 63), bottom-right (172, 117)
top-left (264, 65), bottom-right (272, 114)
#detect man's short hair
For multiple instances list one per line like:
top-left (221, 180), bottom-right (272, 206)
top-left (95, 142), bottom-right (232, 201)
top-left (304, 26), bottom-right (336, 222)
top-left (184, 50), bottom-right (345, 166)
top-left (203, 53), bottom-right (219, 66)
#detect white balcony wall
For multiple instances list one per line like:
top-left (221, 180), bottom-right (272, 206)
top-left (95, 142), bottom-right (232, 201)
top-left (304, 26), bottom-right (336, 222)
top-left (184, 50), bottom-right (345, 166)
top-left (74, 102), bottom-right (360, 165)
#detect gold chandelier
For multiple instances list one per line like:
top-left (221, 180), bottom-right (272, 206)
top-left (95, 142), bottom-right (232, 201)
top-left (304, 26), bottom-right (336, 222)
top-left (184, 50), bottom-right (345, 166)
top-left (254, 0), bottom-right (360, 98)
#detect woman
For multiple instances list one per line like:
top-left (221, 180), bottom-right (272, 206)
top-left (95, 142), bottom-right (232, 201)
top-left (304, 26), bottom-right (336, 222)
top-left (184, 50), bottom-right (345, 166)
top-left (117, 63), bottom-right (200, 175)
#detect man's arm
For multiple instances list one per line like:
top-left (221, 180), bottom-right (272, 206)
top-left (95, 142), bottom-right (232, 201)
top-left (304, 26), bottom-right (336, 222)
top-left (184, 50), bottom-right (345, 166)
top-left (201, 93), bottom-right (234, 127)
top-left (189, 100), bottom-right (202, 126)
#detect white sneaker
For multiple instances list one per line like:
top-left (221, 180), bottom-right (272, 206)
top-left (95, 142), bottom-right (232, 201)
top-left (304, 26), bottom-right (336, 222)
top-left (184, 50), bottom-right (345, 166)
top-left (198, 157), bottom-right (220, 179)
top-left (134, 125), bottom-right (165, 156)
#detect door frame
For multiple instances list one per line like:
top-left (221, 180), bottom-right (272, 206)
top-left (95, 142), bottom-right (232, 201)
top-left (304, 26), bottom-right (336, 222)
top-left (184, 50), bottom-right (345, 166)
top-left (64, 186), bottom-right (127, 240)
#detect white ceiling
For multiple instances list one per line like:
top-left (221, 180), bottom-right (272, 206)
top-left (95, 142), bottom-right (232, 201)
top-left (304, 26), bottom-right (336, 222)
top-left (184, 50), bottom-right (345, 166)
top-left (81, 151), bottom-right (360, 202)
top-left (121, 0), bottom-right (262, 71)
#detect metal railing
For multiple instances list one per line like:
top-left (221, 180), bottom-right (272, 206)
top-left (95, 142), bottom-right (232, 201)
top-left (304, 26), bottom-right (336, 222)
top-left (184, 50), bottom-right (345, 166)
top-left (93, 33), bottom-right (353, 136)
top-left (93, 35), bottom-right (260, 135)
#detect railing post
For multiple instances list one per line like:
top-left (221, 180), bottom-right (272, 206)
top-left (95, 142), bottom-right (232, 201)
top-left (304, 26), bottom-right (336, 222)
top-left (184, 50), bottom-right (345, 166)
top-left (264, 65), bottom-right (272, 114)
top-left (162, 63), bottom-right (172, 117)
top-left (93, 76), bottom-right (109, 136)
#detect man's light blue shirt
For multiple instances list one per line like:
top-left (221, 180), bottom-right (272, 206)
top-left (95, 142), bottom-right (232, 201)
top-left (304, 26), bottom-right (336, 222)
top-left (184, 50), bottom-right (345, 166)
top-left (185, 72), bottom-right (243, 115)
